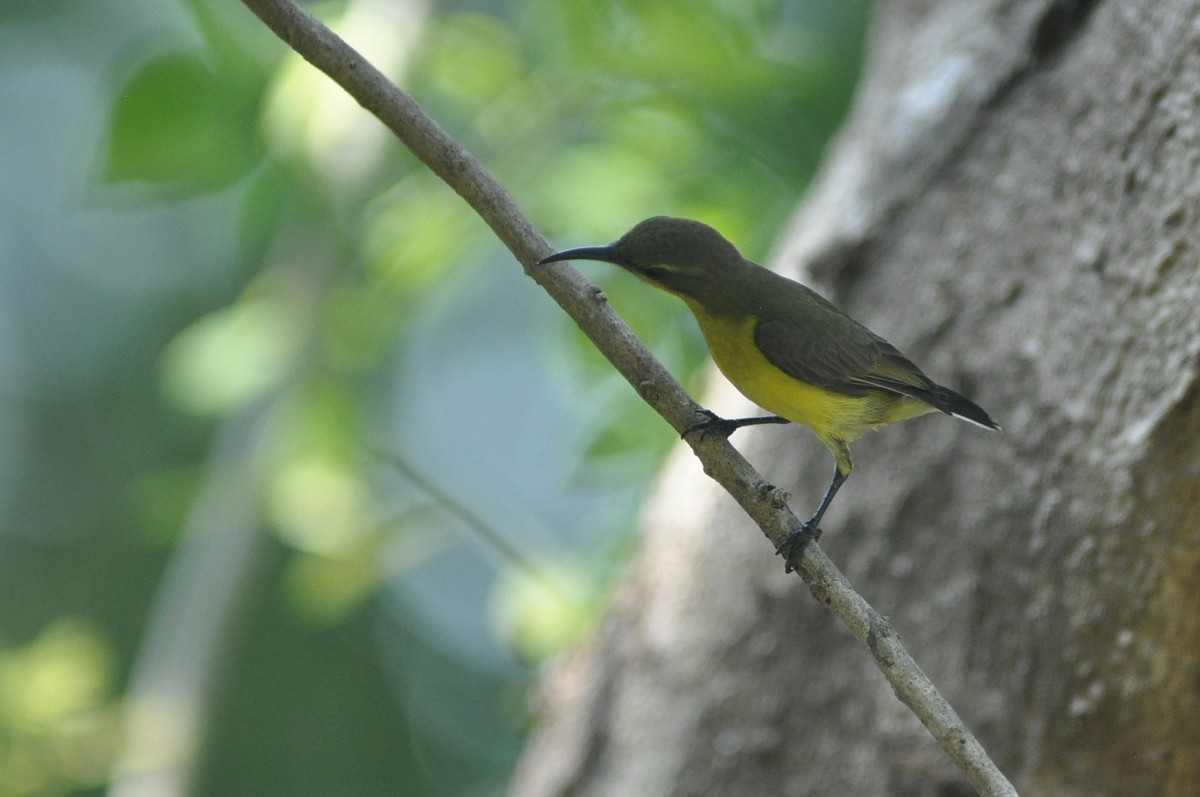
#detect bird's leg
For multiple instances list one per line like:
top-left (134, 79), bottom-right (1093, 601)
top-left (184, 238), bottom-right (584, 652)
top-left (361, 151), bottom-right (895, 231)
top-left (682, 409), bottom-right (790, 440)
top-left (806, 467), bottom-right (846, 530)
top-left (777, 467), bottom-right (847, 572)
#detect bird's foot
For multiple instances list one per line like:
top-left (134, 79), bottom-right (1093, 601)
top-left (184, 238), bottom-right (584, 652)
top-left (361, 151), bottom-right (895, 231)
top-left (682, 409), bottom-right (732, 439)
top-left (776, 521), bottom-right (821, 573)
top-left (682, 410), bottom-right (789, 440)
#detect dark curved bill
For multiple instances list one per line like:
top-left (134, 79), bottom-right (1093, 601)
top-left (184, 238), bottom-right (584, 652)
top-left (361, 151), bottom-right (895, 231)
top-left (537, 244), bottom-right (623, 266)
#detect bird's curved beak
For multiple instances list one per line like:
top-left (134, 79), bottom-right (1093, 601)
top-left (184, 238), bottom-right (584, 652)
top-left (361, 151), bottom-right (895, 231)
top-left (537, 244), bottom-right (624, 267)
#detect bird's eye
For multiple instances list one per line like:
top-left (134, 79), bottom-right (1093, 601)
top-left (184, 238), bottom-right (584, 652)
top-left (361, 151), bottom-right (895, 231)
top-left (642, 266), bottom-right (667, 281)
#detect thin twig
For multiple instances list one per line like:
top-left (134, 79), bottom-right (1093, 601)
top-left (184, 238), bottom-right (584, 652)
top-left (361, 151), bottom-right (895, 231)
top-left (237, 1), bottom-right (1019, 794)
top-left (374, 448), bottom-right (576, 607)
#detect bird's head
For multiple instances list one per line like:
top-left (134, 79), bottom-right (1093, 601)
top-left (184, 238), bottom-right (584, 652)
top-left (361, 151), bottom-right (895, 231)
top-left (538, 216), bottom-right (745, 301)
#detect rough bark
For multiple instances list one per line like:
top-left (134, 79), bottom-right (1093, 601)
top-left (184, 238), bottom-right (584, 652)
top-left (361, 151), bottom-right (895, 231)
top-left (508, 1), bottom-right (1200, 796)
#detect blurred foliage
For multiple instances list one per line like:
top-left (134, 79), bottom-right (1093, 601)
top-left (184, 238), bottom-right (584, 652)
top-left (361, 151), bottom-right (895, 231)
top-left (0, 0), bottom-right (868, 795)
top-left (104, 50), bottom-right (263, 193)
top-left (0, 620), bottom-right (119, 796)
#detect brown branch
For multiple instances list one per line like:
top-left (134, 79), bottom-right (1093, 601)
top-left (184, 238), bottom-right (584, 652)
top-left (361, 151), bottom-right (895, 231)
top-left (237, 1), bottom-right (1020, 794)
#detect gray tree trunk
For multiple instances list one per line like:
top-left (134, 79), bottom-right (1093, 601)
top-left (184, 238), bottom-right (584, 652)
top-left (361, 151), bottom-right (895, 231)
top-left (508, 1), bottom-right (1200, 795)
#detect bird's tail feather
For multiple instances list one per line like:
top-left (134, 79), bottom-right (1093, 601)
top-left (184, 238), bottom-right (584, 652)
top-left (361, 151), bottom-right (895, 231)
top-left (934, 385), bottom-right (1001, 431)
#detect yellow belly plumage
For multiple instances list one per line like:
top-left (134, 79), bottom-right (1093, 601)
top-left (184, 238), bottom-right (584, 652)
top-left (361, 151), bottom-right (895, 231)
top-left (685, 305), bottom-right (936, 473)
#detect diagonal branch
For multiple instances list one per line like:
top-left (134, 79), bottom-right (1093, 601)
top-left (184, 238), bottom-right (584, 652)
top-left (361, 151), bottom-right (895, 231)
top-left (237, 1), bottom-right (1019, 794)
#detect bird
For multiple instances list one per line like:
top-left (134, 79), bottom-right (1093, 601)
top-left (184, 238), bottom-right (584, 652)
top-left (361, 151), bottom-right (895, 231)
top-left (538, 216), bottom-right (999, 569)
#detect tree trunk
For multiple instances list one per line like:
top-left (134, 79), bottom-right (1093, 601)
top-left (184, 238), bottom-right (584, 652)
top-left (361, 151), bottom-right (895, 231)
top-left (508, 1), bottom-right (1200, 795)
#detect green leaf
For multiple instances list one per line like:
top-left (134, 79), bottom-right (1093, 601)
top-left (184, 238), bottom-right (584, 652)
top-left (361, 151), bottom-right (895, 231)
top-left (103, 51), bottom-right (262, 194)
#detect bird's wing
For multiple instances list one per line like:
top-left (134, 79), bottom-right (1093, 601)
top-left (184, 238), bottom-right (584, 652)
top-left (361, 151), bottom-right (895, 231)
top-left (752, 309), bottom-right (878, 398)
top-left (753, 310), bottom-right (939, 403)
top-left (846, 341), bottom-right (941, 405)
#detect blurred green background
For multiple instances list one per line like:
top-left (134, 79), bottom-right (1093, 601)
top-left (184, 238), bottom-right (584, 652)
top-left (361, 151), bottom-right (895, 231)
top-left (0, 0), bottom-right (868, 794)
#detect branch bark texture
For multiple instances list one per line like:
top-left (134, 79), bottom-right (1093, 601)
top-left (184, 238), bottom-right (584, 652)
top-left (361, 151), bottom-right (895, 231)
top-left (238, 0), bottom-right (1021, 794)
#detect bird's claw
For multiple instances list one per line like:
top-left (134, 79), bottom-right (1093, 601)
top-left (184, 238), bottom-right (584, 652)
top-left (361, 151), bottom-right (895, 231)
top-left (681, 409), bottom-right (732, 439)
top-left (683, 411), bottom-right (791, 440)
top-left (777, 522), bottom-right (821, 573)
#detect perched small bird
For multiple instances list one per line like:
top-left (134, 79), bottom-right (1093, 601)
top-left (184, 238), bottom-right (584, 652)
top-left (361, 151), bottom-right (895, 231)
top-left (540, 216), bottom-right (999, 567)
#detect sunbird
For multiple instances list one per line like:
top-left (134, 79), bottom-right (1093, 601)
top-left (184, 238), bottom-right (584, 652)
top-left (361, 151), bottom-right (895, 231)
top-left (539, 216), bottom-right (999, 567)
